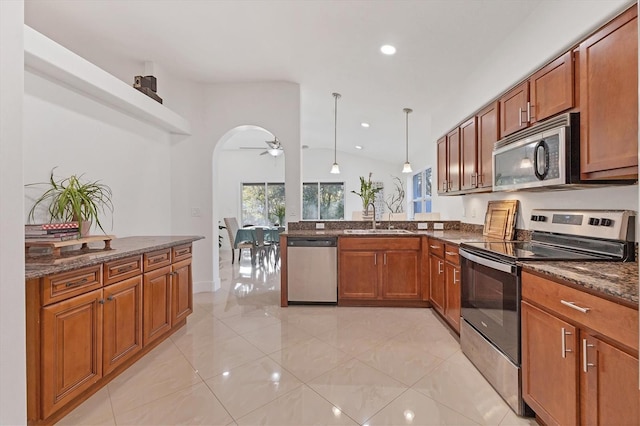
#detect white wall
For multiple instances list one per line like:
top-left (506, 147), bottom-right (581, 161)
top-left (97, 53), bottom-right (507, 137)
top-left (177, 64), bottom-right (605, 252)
top-left (413, 0), bottom-right (639, 226)
top-left (0, 1), bottom-right (26, 423)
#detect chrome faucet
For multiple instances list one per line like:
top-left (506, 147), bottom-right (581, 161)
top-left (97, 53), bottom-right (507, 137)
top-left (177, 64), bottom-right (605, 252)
top-left (368, 202), bottom-right (376, 229)
top-left (388, 212), bottom-right (392, 230)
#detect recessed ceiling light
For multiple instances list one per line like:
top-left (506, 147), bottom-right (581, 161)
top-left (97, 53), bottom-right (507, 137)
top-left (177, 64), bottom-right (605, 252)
top-left (380, 44), bottom-right (396, 55)
top-left (355, 145), bottom-right (363, 150)
top-left (361, 122), bottom-right (370, 128)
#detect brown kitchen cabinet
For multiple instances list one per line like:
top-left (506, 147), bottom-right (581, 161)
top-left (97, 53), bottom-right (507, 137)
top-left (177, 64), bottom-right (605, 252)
top-left (143, 264), bottom-right (172, 346)
top-left (338, 237), bottom-right (423, 306)
top-left (428, 239), bottom-right (460, 333)
top-left (579, 5), bottom-right (638, 180)
top-left (171, 257), bottom-right (193, 325)
top-left (428, 250), bottom-right (445, 313)
top-left (459, 117), bottom-right (477, 191)
top-left (436, 136), bottom-right (448, 194)
top-left (475, 102), bottom-right (499, 189)
top-left (500, 51), bottom-right (573, 138)
top-left (437, 129), bottom-right (460, 194)
top-left (41, 287), bottom-right (104, 419)
top-left (521, 270), bottom-right (639, 426)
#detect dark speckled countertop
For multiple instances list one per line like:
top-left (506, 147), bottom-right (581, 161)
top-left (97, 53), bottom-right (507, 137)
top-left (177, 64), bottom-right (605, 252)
top-left (520, 261), bottom-right (638, 307)
top-left (283, 229), bottom-right (496, 244)
top-left (25, 236), bottom-right (204, 279)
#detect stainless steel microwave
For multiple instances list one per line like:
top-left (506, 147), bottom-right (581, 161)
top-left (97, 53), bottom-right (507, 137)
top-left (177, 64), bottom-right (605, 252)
top-left (492, 112), bottom-right (635, 191)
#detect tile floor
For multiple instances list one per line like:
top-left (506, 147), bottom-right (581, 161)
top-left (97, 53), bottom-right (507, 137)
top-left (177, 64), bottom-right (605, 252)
top-left (57, 250), bottom-right (538, 425)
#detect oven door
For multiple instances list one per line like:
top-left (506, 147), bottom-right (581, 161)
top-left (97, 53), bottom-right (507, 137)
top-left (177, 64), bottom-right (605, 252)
top-left (460, 249), bottom-right (520, 364)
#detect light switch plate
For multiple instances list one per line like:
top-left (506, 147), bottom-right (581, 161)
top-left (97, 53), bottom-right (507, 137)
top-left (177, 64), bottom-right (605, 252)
top-left (434, 222), bottom-right (444, 230)
top-left (417, 222), bottom-right (429, 229)
top-left (315, 223), bottom-right (325, 229)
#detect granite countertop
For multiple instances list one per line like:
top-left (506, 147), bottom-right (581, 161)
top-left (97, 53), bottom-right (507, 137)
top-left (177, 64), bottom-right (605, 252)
top-left (25, 235), bottom-right (204, 279)
top-left (520, 260), bottom-right (638, 307)
top-left (282, 229), bottom-right (491, 243)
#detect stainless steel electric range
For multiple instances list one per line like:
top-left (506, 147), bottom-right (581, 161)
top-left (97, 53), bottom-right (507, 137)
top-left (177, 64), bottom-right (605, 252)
top-left (458, 209), bottom-right (635, 416)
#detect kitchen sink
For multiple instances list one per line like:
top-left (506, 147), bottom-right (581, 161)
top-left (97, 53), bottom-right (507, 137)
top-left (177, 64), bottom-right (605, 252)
top-left (343, 229), bottom-right (414, 234)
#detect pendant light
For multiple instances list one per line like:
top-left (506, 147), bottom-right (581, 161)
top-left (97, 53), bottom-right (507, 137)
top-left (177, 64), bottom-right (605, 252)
top-left (402, 108), bottom-right (413, 173)
top-left (330, 92), bottom-right (341, 174)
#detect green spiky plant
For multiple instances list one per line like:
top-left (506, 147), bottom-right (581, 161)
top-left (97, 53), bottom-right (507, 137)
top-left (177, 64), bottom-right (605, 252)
top-left (351, 172), bottom-right (382, 211)
top-left (27, 169), bottom-right (114, 234)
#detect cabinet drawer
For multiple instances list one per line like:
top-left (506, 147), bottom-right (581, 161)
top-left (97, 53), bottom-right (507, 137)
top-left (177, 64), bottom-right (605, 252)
top-left (143, 249), bottom-right (171, 271)
top-left (104, 255), bottom-right (142, 285)
top-left (43, 265), bottom-right (103, 306)
top-left (428, 239), bottom-right (444, 257)
top-left (444, 245), bottom-right (459, 265)
top-left (522, 271), bottom-right (638, 352)
top-left (339, 237), bottom-right (421, 251)
top-left (172, 244), bottom-right (192, 262)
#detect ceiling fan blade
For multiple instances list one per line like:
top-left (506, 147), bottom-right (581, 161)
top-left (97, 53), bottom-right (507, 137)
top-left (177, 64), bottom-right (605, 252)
top-left (259, 150), bottom-right (269, 156)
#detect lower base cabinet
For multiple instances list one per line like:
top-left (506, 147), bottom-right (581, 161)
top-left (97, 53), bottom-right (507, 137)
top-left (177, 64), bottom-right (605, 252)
top-left (143, 265), bottom-right (172, 346)
top-left (521, 271), bottom-right (639, 426)
top-left (428, 239), bottom-right (460, 333)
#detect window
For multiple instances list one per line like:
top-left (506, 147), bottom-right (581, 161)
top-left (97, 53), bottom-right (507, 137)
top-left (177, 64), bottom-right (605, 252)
top-left (303, 182), bottom-right (344, 220)
top-left (241, 183), bottom-right (285, 226)
top-left (412, 168), bottom-right (432, 216)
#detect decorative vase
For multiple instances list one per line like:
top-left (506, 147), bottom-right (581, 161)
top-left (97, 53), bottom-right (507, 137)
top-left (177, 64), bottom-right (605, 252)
top-left (362, 209), bottom-right (374, 221)
top-left (79, 220), bottom-right (92, 237)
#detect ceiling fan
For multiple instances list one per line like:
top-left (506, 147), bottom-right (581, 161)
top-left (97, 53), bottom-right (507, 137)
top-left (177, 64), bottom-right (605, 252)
top-left (239, 138), bottom-right (283, 157)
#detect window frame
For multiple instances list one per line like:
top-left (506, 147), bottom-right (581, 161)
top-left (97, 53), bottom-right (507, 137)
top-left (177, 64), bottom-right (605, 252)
top-left (240, 181), bottom-right (285, 226)
top-left (302, 181), bottom-right (345, 221)
top-left (410, 167), bottom-right (433, 218)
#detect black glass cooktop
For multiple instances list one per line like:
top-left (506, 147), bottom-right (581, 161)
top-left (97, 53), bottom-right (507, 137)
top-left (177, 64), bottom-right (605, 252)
top-left (460, 240), bottom-right (613, 261)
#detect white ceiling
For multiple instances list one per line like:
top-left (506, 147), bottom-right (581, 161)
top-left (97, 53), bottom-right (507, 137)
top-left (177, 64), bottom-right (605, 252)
top-left (24, 0), bottom-right (542, 164)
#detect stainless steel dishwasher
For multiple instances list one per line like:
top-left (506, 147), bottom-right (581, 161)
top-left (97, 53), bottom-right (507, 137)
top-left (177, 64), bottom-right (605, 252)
top-left (287, 236), bottom-right (337, 304)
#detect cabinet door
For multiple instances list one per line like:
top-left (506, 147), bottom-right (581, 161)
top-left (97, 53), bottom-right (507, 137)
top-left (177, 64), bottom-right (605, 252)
top-left (522, 301), bottom-right (578, 426)
top-left (339, 251), bottom-right (378, 299)
top-left (459, 117), bottom-right (477, 190)
top-left (172, 258), bottom-right (193, 326)
top-left (143, 266), bottom-right (172, 346)
top-left (429, 255), bottom-right (445, 314)
top-left (41, 289), bottom-right (103, 418)
top-left (103, 276), bottom-right (143, 375)
top-left (530, 51), bottom-right (574, 123)
top-left (381, 250), bottom-right (420, 299)
top-left (580, 332), bottom-right (639, 426)
top-left (437, 136), bottom-right (448, 194)
top-left (499, 81), bottom-right (529, 137)
top-left (579, 5), bottom-right (638, 180)
top-left (446, 128), bottom-right (460, 192)
top-left (444, 262), bottom-right (460, 333)
top-left (476, 102), bottom-right (499, 189)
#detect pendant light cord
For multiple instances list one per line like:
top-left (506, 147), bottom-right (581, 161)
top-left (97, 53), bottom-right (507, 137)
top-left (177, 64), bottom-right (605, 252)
top-left (333, 93), bottom-right (341, 163)
top-left (404, 108), bottom-right (412, 163)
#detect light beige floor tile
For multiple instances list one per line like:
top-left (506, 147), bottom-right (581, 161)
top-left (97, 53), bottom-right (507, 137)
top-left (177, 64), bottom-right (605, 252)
top-left (108, 351), bottom-right (202, 415)
top-left (391, 324), bottom-right (460, 360)
top-left (240, 321), bottom-right (315, 354)
top-left (55, 387), bottom-right (115, 426)
top-left (180, 334), bottom-right (265, 380)
top-left (236, 385), bottom-right (358, 426)
top-left (220, 309), bottom-right (282, 334)
top-left (365, 388), bottom-right (480, 425)
top-left (308, 358), bottom-right (407, 424)
top-left (412, 355), bottom-right (510, 425)
top-left (499, 410), bottom-right (538, 426)
top-left (115, 382), bottom-right (233, 426)
top-left (314, 323), bottom-right (391, 356)
top-left (283, 308), bottom-right (347, 336)
top-left (211, 298), bottom-right (261, 319)
top-left (269, 337), bottom-right (353, 382)
top-left (171, 315), bottom-right (238, 353)
top-left (205, 356), bottom-right (303, 419)
top-left (357, 339), bottom-right (445, 386)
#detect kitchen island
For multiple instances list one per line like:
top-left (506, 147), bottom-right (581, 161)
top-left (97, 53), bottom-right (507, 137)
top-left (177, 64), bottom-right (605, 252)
top-left (25, 235), bottom-right (203, 425)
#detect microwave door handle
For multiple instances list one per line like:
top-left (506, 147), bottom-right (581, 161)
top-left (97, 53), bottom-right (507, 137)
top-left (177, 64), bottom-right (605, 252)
top-left (533, 139), bottom-right (549, 180)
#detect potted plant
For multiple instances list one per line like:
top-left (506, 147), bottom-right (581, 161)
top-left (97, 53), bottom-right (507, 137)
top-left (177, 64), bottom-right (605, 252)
top-left (271, 204), bottom-right (286, 226)
top-left (385, 176), bottom-right (406, 213)
top-left (351, 172), bottom-right (382, 216)
top-left (27, 169), bottom-right (114, 236)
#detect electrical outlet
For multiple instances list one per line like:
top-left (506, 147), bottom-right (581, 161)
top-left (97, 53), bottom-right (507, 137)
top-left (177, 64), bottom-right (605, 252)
top-left (315, 223), bottom-right (325, 229)
top-left (191, 208), bottom-right (201, 217)
top-left (434, 222), bottom-right (444, 230)
top-left (417, 222), bottom-right (429, 229)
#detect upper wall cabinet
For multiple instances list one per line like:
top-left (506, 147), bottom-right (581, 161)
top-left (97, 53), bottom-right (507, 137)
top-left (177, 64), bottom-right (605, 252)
top-left (499, 52), bottom-right (574, 138)
top-left (579, 5), bottom-right (638, 180)
top-left (437, 129), bottom-right (460, 194)
top-left (23, 26), bottom-right (191, 136)
top-left (475, 102), bottom-right (500, 190)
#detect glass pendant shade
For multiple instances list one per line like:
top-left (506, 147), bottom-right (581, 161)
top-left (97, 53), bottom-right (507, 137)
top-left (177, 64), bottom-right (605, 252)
top-left (330, 163), bottom-right (341, 174)
top-left (402, 161), bottom-right (413, 173)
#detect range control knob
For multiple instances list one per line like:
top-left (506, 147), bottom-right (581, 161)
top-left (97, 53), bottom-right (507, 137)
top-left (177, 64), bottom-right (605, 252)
top-left (530, 215), bottom-right (538, 222)
top-left (600, 218), bottom-right (613, 227)
top-left (588, 217), bottom-right (600, 226)
top-left (537, 215), bottom-right (547, 222)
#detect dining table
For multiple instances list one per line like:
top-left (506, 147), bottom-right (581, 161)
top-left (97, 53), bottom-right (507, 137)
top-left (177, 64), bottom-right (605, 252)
top-left (234, 226), bottom-right (281, 248)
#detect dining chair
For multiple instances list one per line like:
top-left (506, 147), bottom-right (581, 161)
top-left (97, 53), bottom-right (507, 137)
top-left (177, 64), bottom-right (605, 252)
top-left (253, 227), bottom-right (274, 265)
top-left (223, 217), bottom-right (253, 264)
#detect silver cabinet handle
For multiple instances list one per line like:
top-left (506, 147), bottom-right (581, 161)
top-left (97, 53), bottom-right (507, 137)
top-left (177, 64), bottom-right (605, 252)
top-left (383, 253), bottom-right (387, 265)
top-left (561, 300), bottom-right (590, 313)
top-left (438, 260), bottom-right (443, 274)
top-left (374, 253), bottom-right (377, 266)
top-left (526, 101), bottom-right (531, 122)
top-left (471, 173), bottom-right (477, 187)
top-left (519, 107), bottom-right (523, 127)
top-left (429, 245), bottom-right (440, 250)
top-left (453, 269), bottom-right (459, 284)
top-left (445, 251), bottom-right (457, 256)
top-left (561, 327), bottom-right (572, 358)
top-left (582, 338), bottom-right (596, 372)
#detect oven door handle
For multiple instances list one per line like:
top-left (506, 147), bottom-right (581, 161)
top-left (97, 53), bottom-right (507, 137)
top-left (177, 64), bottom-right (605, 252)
top-left (459, 249), bottom-right (516, 274)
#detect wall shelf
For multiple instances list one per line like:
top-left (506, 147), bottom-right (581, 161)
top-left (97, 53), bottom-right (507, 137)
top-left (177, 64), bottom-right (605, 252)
top-left (24, 25), bottom-right (191, 136)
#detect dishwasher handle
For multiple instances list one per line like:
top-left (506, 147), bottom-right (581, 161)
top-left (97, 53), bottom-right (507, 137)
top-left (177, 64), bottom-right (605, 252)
top-left (287, 237), bottom-right (337, 247)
